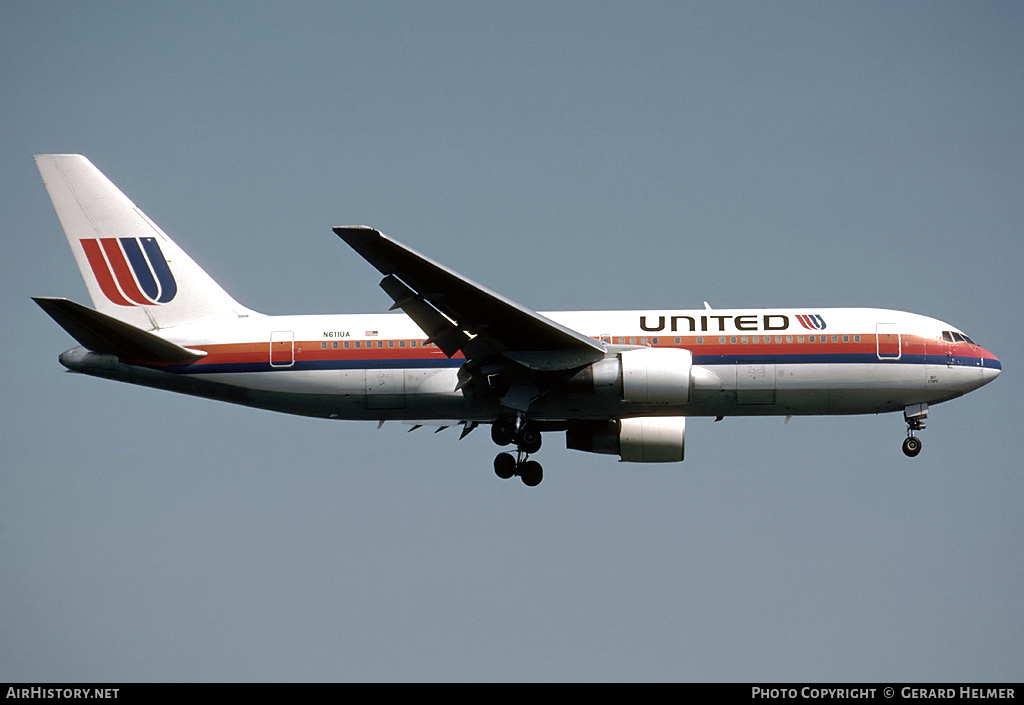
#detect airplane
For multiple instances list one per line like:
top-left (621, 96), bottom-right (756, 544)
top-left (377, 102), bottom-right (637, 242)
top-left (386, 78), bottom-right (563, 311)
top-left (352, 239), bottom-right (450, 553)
top-left (33, 154), bottom-right (1001, 486)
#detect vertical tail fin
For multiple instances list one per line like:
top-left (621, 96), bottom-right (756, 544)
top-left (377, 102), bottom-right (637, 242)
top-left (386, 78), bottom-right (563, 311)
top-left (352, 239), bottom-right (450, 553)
top-left (35, 154), bottom-right (257, 330)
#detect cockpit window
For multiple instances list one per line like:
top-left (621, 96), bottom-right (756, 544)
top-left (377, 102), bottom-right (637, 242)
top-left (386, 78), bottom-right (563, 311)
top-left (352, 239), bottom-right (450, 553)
top-left (942, 330), bottom-right (977, 345)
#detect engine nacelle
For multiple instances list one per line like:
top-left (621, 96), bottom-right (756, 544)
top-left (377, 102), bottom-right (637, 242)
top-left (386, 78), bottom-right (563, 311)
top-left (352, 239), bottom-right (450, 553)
top-left (620, 348), bottom-right (692, 404)
top-left (566, 416), bottom-right (686, 463)
top-left (568, 347), bottom-right (693, 405)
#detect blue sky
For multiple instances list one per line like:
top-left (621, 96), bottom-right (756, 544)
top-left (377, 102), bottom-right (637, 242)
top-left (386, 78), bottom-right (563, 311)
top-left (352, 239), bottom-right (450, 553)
top-left (2, 2), bottom-right (1021, 681)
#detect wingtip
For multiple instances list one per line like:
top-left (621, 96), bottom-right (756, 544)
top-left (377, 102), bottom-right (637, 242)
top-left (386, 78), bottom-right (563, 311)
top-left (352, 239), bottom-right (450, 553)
top-left (33, 153), bottom-right (86, 161)
top-left (333, 226), bottom-right (386, 249)
top-left (333, 225), bottom-right (377, 233)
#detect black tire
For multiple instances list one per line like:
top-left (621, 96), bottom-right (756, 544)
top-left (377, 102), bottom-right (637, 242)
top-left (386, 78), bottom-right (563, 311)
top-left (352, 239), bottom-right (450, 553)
top-left (494, 452), bottom-right (516, 479)
top-left (520, 460), bottom-right (543, 487)
top-left (491, 418), bottom-right (516, 446)
top-left (902, 436), bottom-right (922, 457)
top-left (517, 427), bottom-right (542, 455)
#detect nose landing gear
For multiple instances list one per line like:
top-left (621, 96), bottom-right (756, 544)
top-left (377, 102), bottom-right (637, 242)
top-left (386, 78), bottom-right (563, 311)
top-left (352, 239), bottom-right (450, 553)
top-left (491, 417), bottom-right (544, 486)
top-left (902, 435), bottom-right (922, 457)
top-left (902, 403), bottom-right (928, 457)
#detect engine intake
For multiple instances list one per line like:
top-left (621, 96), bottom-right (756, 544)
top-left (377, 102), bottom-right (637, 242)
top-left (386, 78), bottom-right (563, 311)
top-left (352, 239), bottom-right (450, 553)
top-left (566, 416), bottom-right (686, 463)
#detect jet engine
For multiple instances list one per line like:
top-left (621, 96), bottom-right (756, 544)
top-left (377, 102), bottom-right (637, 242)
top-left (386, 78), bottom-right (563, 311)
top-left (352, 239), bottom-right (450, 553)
top-left (567, 347), bottom-right (693, 404)
top-left (566, 416), bottom-right (686, 462)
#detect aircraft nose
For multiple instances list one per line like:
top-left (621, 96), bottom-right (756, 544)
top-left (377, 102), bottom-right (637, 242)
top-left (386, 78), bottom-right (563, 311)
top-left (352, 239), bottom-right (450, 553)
top-left (980, 348), bottom-right (1001, 386)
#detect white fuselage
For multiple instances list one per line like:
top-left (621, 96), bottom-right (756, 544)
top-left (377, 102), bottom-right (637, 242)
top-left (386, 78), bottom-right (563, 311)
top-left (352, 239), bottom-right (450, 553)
top-left (59, 306), bottom-right (1001, 424)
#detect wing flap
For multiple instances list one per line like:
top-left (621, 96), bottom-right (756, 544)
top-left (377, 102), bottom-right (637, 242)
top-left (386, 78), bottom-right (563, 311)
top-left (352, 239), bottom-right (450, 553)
top-left (379, 273), bottom-right (468, 357)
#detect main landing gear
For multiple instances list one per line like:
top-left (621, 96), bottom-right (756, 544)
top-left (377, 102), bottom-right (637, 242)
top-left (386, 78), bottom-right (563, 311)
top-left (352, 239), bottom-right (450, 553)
top-left (491, 417), bottom-right (544, 486)
top-left (902, 403), bottom-right (928, 458)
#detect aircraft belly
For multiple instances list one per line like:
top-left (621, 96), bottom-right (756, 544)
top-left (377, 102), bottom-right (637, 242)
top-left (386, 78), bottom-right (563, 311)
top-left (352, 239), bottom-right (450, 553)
top-left (200, 369), bottom-right (366, 394)
top-left (196, 367), bottom-right (473, 419)
top-left (704, 361), bottom-right (947, 415)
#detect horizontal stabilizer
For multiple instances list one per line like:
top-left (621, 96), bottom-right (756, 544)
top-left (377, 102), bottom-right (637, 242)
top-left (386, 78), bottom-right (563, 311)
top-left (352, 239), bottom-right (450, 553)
top-left (33, 297), bottom-right (206, 363)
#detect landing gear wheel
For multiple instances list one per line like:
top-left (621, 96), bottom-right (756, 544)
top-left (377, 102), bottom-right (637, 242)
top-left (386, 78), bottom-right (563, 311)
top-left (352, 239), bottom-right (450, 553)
top-left (517, 427), bottom-right (542, 455)
top-left (519, 460), bottom-right (543, 487)
top-left (902, 436), bottom-right (922, 458)
top-left (494, 452), bottom-right (516, 479)
top-left (491, 418), bottom-right (516, 446)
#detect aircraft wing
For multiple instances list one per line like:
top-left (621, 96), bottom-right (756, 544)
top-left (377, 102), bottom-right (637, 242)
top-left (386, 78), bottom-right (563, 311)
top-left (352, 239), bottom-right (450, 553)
top-left (333, 226), bottom-right (606, 371)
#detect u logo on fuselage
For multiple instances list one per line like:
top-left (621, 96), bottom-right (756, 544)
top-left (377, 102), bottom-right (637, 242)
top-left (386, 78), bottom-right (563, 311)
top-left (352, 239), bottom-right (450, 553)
top-left (796, 314), bottom-right (826, 330)
top-left (81, 237), bottom-right (177, 306)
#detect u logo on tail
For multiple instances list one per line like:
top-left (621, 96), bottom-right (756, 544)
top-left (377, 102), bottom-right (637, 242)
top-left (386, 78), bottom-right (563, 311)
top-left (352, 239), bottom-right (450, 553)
top-left (81, 237), bottom-right (178, 306)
